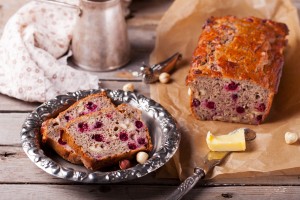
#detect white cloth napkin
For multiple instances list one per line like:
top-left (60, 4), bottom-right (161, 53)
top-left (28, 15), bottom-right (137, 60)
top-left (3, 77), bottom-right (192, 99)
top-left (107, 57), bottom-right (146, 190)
top-left (0, 0), bottom-right (99, 102)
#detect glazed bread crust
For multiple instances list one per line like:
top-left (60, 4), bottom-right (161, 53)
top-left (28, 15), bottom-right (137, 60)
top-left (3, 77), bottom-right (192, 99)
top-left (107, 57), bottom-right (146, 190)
top-left (186, 16), bottom-right (288, 124)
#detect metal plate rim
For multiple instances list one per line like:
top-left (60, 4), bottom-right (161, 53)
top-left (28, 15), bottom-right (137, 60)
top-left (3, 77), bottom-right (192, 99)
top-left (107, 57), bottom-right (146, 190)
top-left (20, 88), bottom-right (181, 183)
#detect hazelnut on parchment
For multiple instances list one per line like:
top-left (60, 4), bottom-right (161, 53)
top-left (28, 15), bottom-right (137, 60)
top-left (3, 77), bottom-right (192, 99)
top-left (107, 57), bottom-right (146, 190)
top-left (285, 132), bottom-right (299, 144)
top-left (159, 72), bottom-right (171, 84)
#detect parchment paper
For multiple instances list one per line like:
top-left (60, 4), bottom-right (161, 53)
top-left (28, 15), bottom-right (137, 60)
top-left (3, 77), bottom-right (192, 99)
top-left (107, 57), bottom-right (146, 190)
top-left (150, 0), bottom-right (300, 180)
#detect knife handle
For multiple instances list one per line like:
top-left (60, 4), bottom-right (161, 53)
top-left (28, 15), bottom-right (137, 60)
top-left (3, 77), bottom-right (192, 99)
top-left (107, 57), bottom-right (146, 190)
top-left (167, 167), bottom-right (206, 200)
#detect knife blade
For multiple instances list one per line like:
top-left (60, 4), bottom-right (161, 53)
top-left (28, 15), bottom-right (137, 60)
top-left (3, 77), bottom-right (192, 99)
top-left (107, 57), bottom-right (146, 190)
top-left (167, 128), bottom-right (256, 200)
top-left (166, 151), bottom-right (230, 200)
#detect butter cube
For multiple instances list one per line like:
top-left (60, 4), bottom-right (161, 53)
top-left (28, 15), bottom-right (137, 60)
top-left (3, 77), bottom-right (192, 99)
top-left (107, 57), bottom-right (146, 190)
top-left (206, 130), bottom-right (246, 151)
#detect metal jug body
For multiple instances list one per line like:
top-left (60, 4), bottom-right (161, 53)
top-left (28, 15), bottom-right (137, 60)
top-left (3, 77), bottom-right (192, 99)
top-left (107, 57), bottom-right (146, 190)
top-left (71, 0), bottom-right (130, 71)
top-left (34, 0), bottom-right (131, 72)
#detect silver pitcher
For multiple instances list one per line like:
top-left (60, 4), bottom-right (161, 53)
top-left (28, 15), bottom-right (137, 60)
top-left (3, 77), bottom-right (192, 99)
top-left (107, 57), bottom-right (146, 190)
top-left (36, 0), bottom-right (131, 72)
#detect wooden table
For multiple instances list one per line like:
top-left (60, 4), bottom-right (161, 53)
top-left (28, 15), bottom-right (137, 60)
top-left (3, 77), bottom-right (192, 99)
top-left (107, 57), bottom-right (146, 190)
top-left (1, 0), bottom-right (300, 199)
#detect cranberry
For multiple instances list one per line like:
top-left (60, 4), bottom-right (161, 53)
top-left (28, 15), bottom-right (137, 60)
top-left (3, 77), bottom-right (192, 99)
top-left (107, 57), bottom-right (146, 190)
top-left (256, 103), bottom-right (266, 112)
top-left (236, 106), bottom-right (245, 113)
top-left (231, 94), bottom-right (238, 101)
top-left (92, 134), bottom-right (104, 142)
top-left (135, 121), bottom-right (143, 129)
top-left (227, 82), bottom-right (239, 91)
top-left (86, 102), bottom-right (97, 111)
top-left (94, 121), bottom-right (103, 128)
top-left (79, 112), bottom-right (85, 116)
top-left (64, 115), bottom-right (70, 122)
top-left (58, 138), bottom-right (67, 145)
top-left (119, 159), bottom-right (131, 170)
top-left (119, 131), bottom-right (128, 141)
top-left (78, 122), bottom-right (88, 132)
top-left (256, 115), bottom-right (263, 121)
top-left (128, 143), bottom-right (137, 150)
top-left (137, 137), bottom-right (146, 145)
top-left (246, 18), bottom-right (254, 22)
top-left (58, 130), bottom-right (66, 145)
top-left (192, 99), bottom-right (201, 107)
top-left (193, 69), bottom-right (202, 74)
top-left (206, 101), bottom-right (215, 109)
top-left (106, 114), bottom-right (112, 119)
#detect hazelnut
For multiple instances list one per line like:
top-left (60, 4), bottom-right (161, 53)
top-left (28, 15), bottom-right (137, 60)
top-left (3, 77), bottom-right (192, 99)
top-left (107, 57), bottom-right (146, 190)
top-left (285, 132), bottom-right (299, 144)
top-left (136, 151), bottom-right (149, 164)
top-left (159, 72), bottom-right (171, 84)
top-left (123, 83), bottom-right (134, 92)
top-left (119, 159), bottom-right (132, 170)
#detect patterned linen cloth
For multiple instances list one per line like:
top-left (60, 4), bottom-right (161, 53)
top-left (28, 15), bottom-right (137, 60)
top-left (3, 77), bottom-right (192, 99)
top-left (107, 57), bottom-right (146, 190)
top-left (0, 0), bottom-right (99, 102)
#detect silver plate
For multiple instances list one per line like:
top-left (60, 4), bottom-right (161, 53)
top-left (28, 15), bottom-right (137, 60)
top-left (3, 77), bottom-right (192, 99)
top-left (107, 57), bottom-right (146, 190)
top-left (20, 89), bottom-right (180, 183)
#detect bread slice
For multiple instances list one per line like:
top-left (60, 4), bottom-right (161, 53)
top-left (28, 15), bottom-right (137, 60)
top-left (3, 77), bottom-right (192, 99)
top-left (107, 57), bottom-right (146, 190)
top-left (41, 91), bottom-right (115, 164)
top-left (64, 103), bottom-right (153, 170)
top-left (186, 16), bottom-right (289, 124)
top-left (41, 118), bottom-right (82, 164)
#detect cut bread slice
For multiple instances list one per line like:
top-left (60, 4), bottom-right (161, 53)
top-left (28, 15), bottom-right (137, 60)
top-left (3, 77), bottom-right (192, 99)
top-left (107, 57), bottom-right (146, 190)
top-left (41, 118), bottom-right (82, 164)
top-left (64, 103), bottom-right (153, 170)
top-left (41, 91), bottom-right (116, 164)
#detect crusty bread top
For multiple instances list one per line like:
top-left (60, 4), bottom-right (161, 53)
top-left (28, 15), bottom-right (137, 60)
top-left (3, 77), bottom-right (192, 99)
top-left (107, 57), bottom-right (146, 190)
top-left (186, 16), bottom-right (289, 93)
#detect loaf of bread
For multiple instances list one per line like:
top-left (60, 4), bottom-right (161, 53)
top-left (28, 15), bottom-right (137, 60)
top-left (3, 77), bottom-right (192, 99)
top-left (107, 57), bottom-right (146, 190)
top-left (64, 103), bottom-right (153, 170)
top-left (41, 91), bottom-right (115, 164)
top-left (186, 16), bottom-right (288, 124)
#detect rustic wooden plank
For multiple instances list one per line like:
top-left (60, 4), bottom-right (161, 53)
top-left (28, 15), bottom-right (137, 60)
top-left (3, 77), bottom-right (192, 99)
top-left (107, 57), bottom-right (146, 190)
top-left (2, 146), bottom-right (300, 186)
top-left (0, 146), bottom-right (166, 184)
top-left (0, 113), bottom-right (30, 145)
top-left (0, 94), bottom-right (39, 111)
top-left (0, 184), bottom-right (300, 200)
top-left (0, 82), bottom-right (149, 111)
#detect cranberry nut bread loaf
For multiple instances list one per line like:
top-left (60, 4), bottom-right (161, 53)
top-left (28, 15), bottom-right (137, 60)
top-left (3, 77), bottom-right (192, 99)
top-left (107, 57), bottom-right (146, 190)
top-left (186, 16), bottom-right (289, 124)
top-left (41, 91), bottom-right (116, 164)
top-left (64, 104), bottom-right (153, 170)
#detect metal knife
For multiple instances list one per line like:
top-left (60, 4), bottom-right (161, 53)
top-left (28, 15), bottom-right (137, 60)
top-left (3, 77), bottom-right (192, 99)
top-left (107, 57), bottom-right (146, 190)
top-left (167, 128), bottom-right (256, 200)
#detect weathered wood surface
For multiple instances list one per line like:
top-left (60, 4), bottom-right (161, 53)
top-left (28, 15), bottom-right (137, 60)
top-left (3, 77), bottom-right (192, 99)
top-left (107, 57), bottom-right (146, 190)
top-left (1, 185), bottom-right (300, 200)
top-left (1, 0), bottom-right (300, 200)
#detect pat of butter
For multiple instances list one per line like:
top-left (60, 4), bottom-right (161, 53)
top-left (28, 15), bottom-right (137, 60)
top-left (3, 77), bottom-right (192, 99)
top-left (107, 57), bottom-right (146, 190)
top-left (206, 130), bottom-right (246, 151)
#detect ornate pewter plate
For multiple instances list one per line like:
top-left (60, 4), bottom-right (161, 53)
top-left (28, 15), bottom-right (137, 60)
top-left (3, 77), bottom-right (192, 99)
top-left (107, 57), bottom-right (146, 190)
top-left (20, 89), bottom-right (180, 183)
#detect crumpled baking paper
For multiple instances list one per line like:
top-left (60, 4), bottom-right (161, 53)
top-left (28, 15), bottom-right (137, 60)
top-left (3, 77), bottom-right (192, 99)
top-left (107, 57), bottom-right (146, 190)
top-left (0, 0), bottom-right (99, 102)
top-left (150, 0), bottom-right (300, 180)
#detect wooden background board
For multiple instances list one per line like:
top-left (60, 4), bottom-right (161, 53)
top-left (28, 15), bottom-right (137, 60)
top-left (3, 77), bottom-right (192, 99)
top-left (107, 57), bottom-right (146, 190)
top-left (1, 0), bottom-right (300, 199)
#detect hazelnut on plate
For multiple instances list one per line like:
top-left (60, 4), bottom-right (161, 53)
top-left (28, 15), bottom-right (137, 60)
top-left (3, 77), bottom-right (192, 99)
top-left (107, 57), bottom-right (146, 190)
top-left (136, 151), bottom-right (149, 164)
